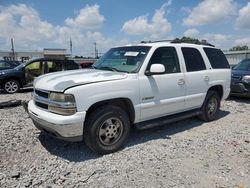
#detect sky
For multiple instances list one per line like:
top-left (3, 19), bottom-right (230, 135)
top-left (0, 0), bottom-right (250, 56)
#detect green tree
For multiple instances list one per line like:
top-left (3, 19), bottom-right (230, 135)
top-left (229, 45), bottom-right (248, 51)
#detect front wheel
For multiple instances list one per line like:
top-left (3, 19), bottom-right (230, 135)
top-left (198, 91), bottom-right (221, 122)
top-left (83, 105), bottom-right (130, 154)
top-left (3, 80), bottom-right (20, 94)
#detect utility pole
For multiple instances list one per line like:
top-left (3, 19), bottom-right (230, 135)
top-left (70, 37), bottom-right (73, 57)
top-left (94, 42), bottom-right (98, 58)
top-left (11, 38), bottom-right (15, 61)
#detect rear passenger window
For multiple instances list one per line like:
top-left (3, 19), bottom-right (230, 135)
top-left (148, 47), bottom-right (180, 74)
top-left (182, 47), bottom-right (206, 72)
top-left (203, 48), bottom-right (230, 69)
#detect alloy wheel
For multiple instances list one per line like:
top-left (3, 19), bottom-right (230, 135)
top-left (98, 118), bottom-right (124, 146)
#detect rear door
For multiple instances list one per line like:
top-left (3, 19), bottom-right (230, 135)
top-left (139, 47), bottom-right (186, 121)
top-left (181, 47), bottom-right (209, 110)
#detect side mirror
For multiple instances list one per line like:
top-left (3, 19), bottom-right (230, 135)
top-left (145, 64), bottom-right (165, 76)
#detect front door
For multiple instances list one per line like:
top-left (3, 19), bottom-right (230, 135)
top-left (139, 47), bottom-right (186, 121)
top-left (25, 61), bottom-right (44, 86)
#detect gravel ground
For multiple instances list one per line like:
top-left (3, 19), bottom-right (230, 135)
top-left (0, 90), bottom-right (249, 188)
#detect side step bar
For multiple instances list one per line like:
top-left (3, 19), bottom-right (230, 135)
top-left (135, 109), bottom-right (202, 130)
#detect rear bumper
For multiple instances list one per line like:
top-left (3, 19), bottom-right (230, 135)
top-left (28, 100), bottom-right (86, 141)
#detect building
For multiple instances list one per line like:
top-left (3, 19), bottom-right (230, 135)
top-left (0, 48), bottom-right (68, 62)
top-left (224, 50), bottom-right (250, 65)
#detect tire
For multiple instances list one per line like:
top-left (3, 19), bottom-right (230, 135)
top-left (3, 80), bottom-right (20, 94)
top-left (198, 91), bottom-right (221, 122)
top-left (84, 105), bottom-right (130, 155)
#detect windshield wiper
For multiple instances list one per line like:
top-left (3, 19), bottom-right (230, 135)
top-left (98, 66), bottom-right (119, 72)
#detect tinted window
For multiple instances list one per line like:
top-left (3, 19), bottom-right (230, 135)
top-left (203, 48), bottom-right (230, 69)
top-left (65, 60), bottom-right (79, 70)
top-left (182, 47), bottom-right (206, 72)
top-left (148, 47), bottom-right (180, 74)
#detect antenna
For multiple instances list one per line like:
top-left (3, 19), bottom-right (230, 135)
top-left (94, 42), bottom-right (98, 58)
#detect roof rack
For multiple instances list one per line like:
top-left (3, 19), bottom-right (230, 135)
top-left (140, 40), bottom-right (172, 43)
top-left (140, 38), bottom-right (215, 47)
top-left (171, 38), bottom-right (215, 47)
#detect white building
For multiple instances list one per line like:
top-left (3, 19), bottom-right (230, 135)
top-left (224, 50), bottom-right (250, 65)
top-left (0, 48), bottom-right (68, 62)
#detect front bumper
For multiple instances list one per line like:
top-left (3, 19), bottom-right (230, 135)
top-left (231, 81), bottom-right (250, 97)
top-left (28, 100), bottom-right (86, 141)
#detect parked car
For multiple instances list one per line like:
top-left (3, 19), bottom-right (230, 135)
top-left (0, 60), bottom-right (21, 70)
top-left (79, 60), bottom-right (96, 68)
top-left (0, 58), bottom-right (80, 93)
top-left (26, 40), bottom-right (231, 154)
top-left (231, 59), bottom-right (250, 97)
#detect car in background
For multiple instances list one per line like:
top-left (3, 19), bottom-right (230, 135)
top-left (231, 59), bottom-right (250, 97)
top-left (0, 58), bottom-right (80, 94)
top-left (0, 60), bottom-right (21, 70)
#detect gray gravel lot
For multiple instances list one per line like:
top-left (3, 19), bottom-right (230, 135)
top-left (0, 90), bottom-right (249, 187)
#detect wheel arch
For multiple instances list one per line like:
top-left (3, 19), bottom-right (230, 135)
top-left (86, 98), bottom-right (135, 124)
top-left (207, 85), bottom-right (223, 99)
top-left (1, 77), bottom-right (22, 88)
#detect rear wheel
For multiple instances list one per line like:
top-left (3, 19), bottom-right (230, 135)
top-left (3, 80), bottom-right (20, 94)
top-left (198, 91), bottom-right (220, 122)
top-left (84, 105), bottom-right (130, 154)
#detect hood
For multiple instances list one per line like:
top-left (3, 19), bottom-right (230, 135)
top-left (34, 69), bottom-right (128, 92)
top-left (232, 69), bottom-right (250, 77)
top-left (0, 68), bottom-right (18, 75)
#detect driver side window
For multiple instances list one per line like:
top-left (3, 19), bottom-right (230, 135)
top-left (148, 47), bottom-right (180, 74)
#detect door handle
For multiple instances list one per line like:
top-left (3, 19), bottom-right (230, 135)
top-left (178, 79), bottom-right (185, 85)
top-left (204, 76), bottom-right (209, 81)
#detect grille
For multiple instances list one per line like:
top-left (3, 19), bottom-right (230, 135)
top-left (35, 89), bottom-right (49, 98)
top-left (35, 101), bottom-right (48, 109)
top-left (34, 89), bottom-right (49, 110)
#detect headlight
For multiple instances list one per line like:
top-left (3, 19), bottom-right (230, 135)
top-left (242, 75), bottom-right (250, 83)
top-left (48, 92), bottom-right (76, 115)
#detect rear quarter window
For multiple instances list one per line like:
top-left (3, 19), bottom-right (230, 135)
top-left (203, 48), bottom-right (230, 69)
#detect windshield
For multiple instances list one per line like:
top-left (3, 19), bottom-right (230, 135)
top-left (15, 63), bottom-right (25, 70)
top-left (233, 59), bottom-right (250, 71)
top-left (93, 46), bottom-right (151, 73)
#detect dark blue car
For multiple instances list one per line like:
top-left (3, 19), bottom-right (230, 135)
top-left (0, 58), bottom-right (80, 94)
top-left (231, 59), bottom-right (250, 97)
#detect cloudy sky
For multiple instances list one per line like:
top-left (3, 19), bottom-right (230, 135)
top-left (0, 0), bottom-right (250, 56)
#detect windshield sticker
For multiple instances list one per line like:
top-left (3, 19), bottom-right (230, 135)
top-left (124, 52), bottom-right (139, 56)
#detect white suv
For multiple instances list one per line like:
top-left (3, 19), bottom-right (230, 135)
top-left (27, 40), bottom-right (231, 154)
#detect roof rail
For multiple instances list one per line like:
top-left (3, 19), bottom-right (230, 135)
top-left (140, 38), bottom-right (215, 47)
top-left (171, 38), bottom-right (215, 47)
top-left (140, 40), bottom-right (172, 43)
